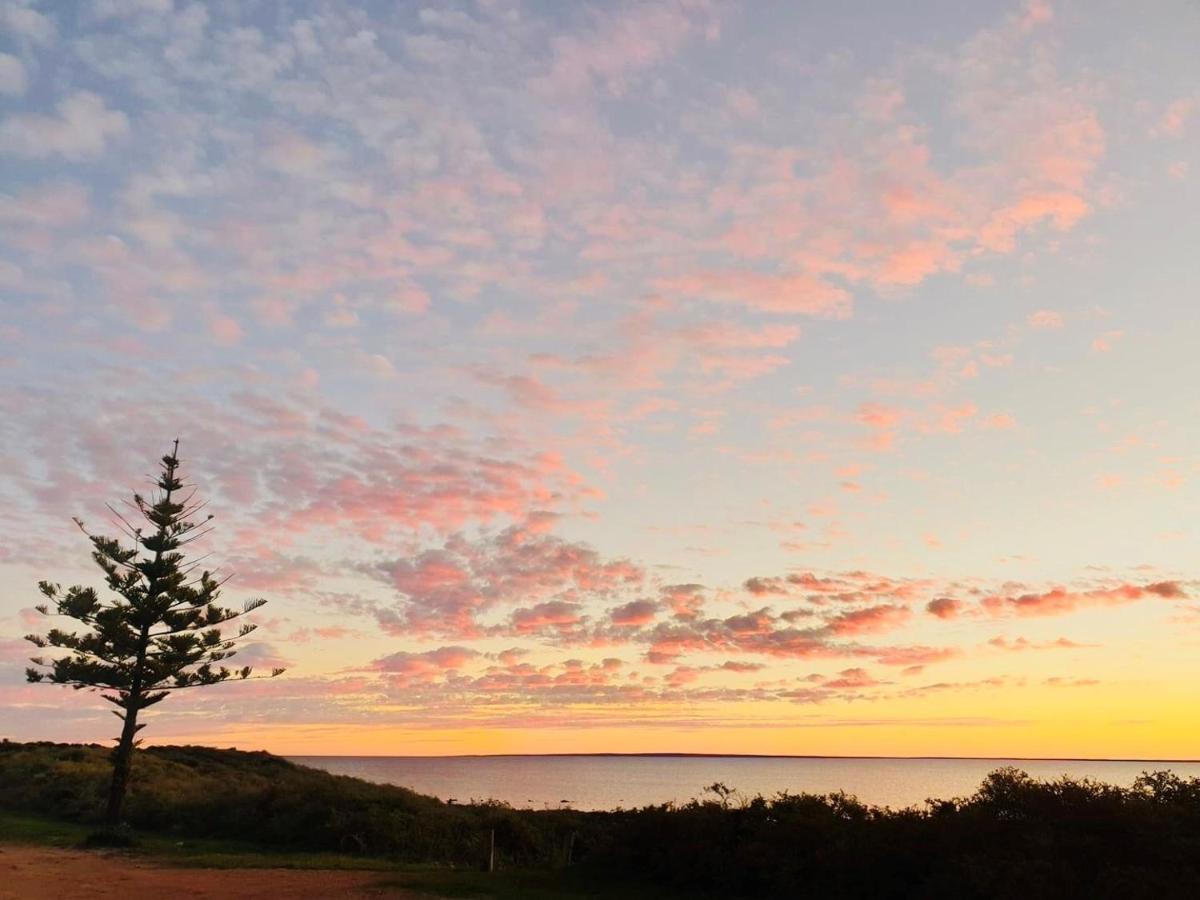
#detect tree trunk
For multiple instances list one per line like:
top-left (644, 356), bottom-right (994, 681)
top-left (105, 702), bottom-right (140, 826)
top-left (106, 625), bottom-right (149, 827)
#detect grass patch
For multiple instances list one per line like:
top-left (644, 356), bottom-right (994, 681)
top-left (0, 810), bottom-right (647, 899)
top-left (0, 810), bottom-right (402, 869)
top-left (0, 810), bottom-right (93, 847)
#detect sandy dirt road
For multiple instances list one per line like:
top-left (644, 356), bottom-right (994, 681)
top-left (0, 845), bottom-right (429, 899)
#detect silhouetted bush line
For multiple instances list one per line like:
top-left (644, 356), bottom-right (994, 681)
top-left (4, 741), bottom-right (1200, 898)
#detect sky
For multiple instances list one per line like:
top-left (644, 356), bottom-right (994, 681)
top-left (1, 0), bottom-right (1199, 759)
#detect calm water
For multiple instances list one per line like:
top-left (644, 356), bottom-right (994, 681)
top-left (289, 755), bottom-right (1200, 811)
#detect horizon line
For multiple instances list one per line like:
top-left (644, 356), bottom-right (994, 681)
top-left (283, 751), bottom-right (1200, 764)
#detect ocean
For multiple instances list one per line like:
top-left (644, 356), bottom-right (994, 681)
top-left (288, 755), bottom-right (1200, 811)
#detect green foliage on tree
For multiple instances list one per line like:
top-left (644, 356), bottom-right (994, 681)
top-left (24, 441), bottom-right (283, 825)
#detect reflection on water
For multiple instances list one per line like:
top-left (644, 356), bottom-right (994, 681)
top-left (289, 755), bottom-right (1200, 811)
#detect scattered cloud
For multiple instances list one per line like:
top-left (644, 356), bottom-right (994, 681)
top-left (1, 92), bottom-right (128, 160)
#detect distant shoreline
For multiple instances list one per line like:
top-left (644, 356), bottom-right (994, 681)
top-left (288, 752), bottom-right (1200, 763)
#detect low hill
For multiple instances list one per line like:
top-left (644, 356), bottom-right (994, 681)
top-left (0, 740), bottom-right (552, 866)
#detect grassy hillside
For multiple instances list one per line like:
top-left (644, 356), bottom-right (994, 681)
top-left (4, 741), bottom-right (1200, 898)
top-left (0, 741), bottom-right (575, 867)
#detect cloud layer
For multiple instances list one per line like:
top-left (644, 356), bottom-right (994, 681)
top-left (1, 0), bottom-right (1198, 753)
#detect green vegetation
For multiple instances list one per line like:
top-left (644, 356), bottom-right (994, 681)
top-left (0, 810), bottom-right (94, 846)
top-left (4, 741), bottom-right (1200, 898)
top-left (0, 811), bottom-right (648, 900)
top-left (24, 444), bottom-right (283, 825)
top-left (0, 741), bottom-right (588, 872)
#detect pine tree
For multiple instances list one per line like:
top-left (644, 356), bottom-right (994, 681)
top-left (25, 441), bottom-right (284, 826)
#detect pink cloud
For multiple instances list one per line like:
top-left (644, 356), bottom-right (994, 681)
top-left (926, 403), bottom-right (977, 434)
top-left (1033, 112), bottom-right (1104, 191)
top-left (977, 192), bottom-right (1089, 253)
top-left (744, 576), bottom-right (791, 596)
top-left (535, 3), bottom-right (719, 98)
top-left (787, 572), bottom-right (852, 593)
top-left (824, 667), bottom-right (882, 689)
top-left (825, 604), bottom-right (911, 636)
top-left (374, 523), bottom-right (642, 637)
top-left (927, 597), bottom-right (962, 619)
top-left (980, 580), bottom-right (1185, 617)
top-left (656, 270), bottom-right (852, 318)
top-left (679, 321), bottom-right (802, 350)
top-left (1156, 98), bottom-right (1194, 137)
top-left (1028, 309), bottom-right (1064, 329)
top-left (873, 239), bottom-right (960, 286)
top-left (1018, 0), bottom-right (1054, 30)
top-left (980, 412), bottom-right (1016, 430)
top-left (210, 315), bottom-right (244, 345)
top-left (512, 600), bottom-right (585, 634)
top-left (273, 434), bottom-right (587, 543)
top-left (873, 646), bottom-right (959, 667)
top-left (373, 646), bottom-right (479, 675)
top-left (1043, 676), bottom-right (1099, 688)
top-left (720, 660), bottom-right (765, 673)
top-left (610, 599), bottom-right (660, 627)
top-left (857, 403), bottom-right (902, 429)
top-left (856, 402), bottom-right (902, 450)
top-left (665, 666), bottom-right (701, 687)
top-left (661, 583), bottom-right (706, 619)
top-left (988, 636), bottom-right (1094, 652)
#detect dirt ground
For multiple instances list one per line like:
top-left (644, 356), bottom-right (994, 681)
top-left (0, 845), bottom-right (426, 899)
